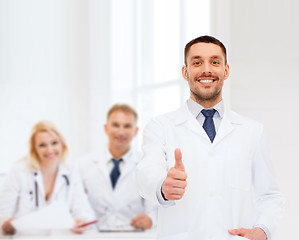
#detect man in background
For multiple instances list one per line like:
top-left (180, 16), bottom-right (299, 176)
top-left (79, 104), bottom-right (156, 231)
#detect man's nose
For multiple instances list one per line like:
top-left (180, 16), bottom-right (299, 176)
top-left (201, 62), bottom-right (212, 75)
top-left (118, 127), bottom-right (126, 135)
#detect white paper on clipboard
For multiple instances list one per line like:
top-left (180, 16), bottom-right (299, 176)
top-left (12, 200), bottom-right (74, 231)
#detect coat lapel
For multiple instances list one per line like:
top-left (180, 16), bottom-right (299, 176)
top-left (212, 109), bottom-right (243, 146)
top-left (95, 153), bottom-right (111, 185)
top-left (118, 149), bottom-right (137, 182)
top-left (93, 149), bottom-right (116, 198)
top-left (175, 103), bottom-right (211, 141)
top-left (51, 164), bottom-right (69, 199)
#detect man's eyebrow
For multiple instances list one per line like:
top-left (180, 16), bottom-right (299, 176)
top-left (190, 56), bottom-right (202, 60)
top-left (211, 55), bottom-right (222, 59)
top-left (190, 55), bottom-right (222, 60)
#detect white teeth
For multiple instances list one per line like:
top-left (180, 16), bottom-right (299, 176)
top-left (200, 79), bottom-right (213, 83)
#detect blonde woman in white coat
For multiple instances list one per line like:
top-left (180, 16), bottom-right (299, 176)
top-left (0, 121), bottom-right (95, 235)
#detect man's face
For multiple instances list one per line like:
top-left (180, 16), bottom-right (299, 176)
top-left (104, 110), bottom-right (138, 151)
top-left (182, 42), bottom-right (230, 107)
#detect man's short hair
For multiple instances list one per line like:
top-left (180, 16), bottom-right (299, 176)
top-left (184, 35), bottom-right (227, 65)
top-left (107, 104), bottom-right (138, 121)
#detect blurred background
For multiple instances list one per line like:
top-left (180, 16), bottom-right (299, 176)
top-left (0, 0), bottom-right (298, 239)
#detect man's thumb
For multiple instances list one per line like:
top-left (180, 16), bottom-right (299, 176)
top-left (228, 228), bottom-right (244, 236)
top-left (174, 148), bottom-right (184, 171)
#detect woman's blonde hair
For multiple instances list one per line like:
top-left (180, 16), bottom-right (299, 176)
top-left (28, 120), bottom-right (68, 170)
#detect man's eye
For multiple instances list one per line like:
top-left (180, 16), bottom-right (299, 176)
top-left (193, 61), bottom-right (201, 65)
top-left (212, 61), bottom-right (219, 65)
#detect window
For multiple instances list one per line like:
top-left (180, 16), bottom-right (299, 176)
top-left (110, 0), bottom-right (211, 137)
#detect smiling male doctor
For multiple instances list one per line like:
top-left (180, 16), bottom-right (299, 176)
top-left (80, 104), bottom-right (157, 231)
top-left (136, 36), bottom-right (284, 240)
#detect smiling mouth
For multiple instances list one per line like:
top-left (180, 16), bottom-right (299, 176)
top-left (199, 79), bottom-right (214, 83)
top-left (196, 75), bottom-right (218, 85)
top-left (44, 154), bottom-right (58, 159)
top-left (197, 78), bottom-right (217, 86)
top-left (116, 137), bottom-right (126, 142)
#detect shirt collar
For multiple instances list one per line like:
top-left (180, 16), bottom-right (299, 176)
top-left (187, 98), bottom-right (224, 119)
top-left (106, 147), bottom-right (133, 164)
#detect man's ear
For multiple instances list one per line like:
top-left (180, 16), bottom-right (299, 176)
top-left (134, 127), bottom-right (139, 137)
top-left (182, 65), bottom-right (189, 81)
top-left (224, 64), bottom-right (230, 80)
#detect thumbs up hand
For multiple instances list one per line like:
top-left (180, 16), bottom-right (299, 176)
top-left (162, 148), bottom-right (187, 200)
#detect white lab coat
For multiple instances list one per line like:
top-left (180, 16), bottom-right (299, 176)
top-left (136, 102), bottom-right (284, 240)
top-left (79, 147), bottom-right (157, 230)
top-left (0, 159), bottom-right (95, 233)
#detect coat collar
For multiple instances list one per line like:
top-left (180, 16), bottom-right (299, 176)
top-left (51, 164), bottom-right (70, 198)
top-left (175, 101), bottom-right (242, 124)
top-left (31, 163), bottom-right (70, 177)
top-left (173, 102), bottom-right (243, 146)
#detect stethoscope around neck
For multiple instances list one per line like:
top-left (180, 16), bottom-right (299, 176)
top-left (32, 172), bottom-right (70, 207)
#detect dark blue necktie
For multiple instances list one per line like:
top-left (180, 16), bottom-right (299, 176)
top-left (110, 158), bottom-right (122, 189)
top-left (202, 109), bottom-right (216, 143)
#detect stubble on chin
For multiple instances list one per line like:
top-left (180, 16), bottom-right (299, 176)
top-left (186, 72), bottom-right (224, 105)
top-left (190, 87), bottom-right (222, 105)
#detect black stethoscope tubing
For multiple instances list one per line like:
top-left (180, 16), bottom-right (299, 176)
top-left (34, 178), bottom-right (39, 207)
top-left (33, 172), bottom-right (70, 207)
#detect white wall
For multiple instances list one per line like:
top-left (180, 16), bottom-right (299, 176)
top-left (211, 0), bottom-right (299, 239)
top-left (87, 0), bottom-right (111, 151)
top-left (0, 0), bottom-right (93, 171)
